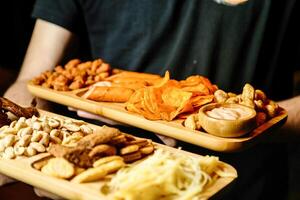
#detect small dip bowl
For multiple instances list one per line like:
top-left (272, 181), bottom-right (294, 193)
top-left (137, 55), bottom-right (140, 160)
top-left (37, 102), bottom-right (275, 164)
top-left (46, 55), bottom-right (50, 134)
top-left (198, 103), bottom-right (257, 138)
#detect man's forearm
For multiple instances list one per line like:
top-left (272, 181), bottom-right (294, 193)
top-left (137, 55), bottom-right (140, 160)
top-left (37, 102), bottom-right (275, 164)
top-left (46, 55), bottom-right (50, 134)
top-left (4, 19), bottom-right (73, 106)
top-left (278, 96), bottom-right (300, 138)
top-left (17, 19), bottom-right (74, 82)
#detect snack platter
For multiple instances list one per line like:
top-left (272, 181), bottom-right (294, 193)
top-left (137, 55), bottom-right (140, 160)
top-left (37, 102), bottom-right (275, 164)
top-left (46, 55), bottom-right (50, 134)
top-left (0, 110), bottom-right (237, 200)
top-left (27, 83), bottom-right (287, 152)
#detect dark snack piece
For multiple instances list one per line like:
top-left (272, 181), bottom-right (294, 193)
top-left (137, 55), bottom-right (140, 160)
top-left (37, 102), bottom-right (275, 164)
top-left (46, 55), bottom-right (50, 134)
top-left (0, 97), bottom-right (39, 118)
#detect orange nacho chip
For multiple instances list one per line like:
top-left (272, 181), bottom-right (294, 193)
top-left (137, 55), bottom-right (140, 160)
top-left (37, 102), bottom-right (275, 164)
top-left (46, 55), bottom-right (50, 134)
top-left (125, 71), bottom-right (216, 121)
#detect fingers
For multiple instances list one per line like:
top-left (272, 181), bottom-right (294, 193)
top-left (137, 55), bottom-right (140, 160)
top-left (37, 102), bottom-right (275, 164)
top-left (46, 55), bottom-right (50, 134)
top-left (76, 110), bottom-right (126, 126)
top-left (155, 134), bottom-right (177, 147)
top-left (67, 107), bottom-right (77, 111)
top-left (0, 174), bottom-right (16, 186)
top-left (34, 187), bottom-right (63, 200)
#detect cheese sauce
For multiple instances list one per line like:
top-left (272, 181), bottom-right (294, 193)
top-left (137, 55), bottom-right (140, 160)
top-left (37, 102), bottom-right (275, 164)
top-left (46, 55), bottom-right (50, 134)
top-left (206, 106), bottom-right (251, 120)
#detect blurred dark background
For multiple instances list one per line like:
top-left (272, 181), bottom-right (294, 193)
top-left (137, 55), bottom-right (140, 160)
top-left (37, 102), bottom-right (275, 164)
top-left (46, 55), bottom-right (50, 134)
top-left (0, 1), bottom-right (300, 200)
top-left (0, 0), bottom-right (35, 95)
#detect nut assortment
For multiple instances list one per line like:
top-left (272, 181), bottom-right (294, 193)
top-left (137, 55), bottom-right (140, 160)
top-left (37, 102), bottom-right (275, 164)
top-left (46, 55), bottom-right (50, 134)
top-left (213, 83), bottom-right (279, 125)
top-left (0, 115), bottom-right (94, 159)
top-left (183, 83), bottom-right (281, 130)
top-left (32, 58), bottom-right (115, 91)
top-left (31, 126), bottom-right (155, 183)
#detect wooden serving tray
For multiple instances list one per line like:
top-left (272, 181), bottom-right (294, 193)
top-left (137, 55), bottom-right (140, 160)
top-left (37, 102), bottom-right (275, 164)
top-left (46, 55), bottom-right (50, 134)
top-left (27, 83), bottom-right (288, 152)
top-left (0, 110), bottom-right (237, 200)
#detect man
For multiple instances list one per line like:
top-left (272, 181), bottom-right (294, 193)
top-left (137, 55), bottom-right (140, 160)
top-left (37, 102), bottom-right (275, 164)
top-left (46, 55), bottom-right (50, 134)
top-left (3, 0), bottom-right (300, 199)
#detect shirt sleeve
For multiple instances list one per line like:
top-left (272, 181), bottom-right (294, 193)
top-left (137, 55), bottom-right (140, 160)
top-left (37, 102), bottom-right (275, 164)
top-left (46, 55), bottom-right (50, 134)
top-left (32, 0), bottom-right (81, 33)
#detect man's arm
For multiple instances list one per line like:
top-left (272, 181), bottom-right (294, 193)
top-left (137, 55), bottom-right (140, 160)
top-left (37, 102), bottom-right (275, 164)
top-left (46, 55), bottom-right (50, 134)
top-left (4, 19), bottom-right (74, 106)
top-left (278, 96), bottom-right (300, 140)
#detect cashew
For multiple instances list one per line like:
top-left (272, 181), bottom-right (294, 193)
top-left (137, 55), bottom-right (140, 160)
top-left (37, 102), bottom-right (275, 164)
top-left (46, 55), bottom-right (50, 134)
top-left (39, 132), bottom-right (50, 146)
top-left (42, 122), bottom-right (52, 133)
top-left (9, 121), bottom-right (17, 128)
top-left (48, 118), bottom-right (60, 128)
top-left (62, 135), bottom-right (82, 146)
top-left (30, 142), bottom-right (46, 153)
top-left (31, 115), bottom-right (38, 122)
top-left (15, 121), bottom-right (27, 131)
top-left (61, 130), bottom-right (71, 140)
top-left (32, 122), bottom-right (42, 131)
top-left (2, 127), bottom-right (18, 135)
top-left (80, 125), bottom-right (93, 135)
top-left (17, 127), bottom-right (33, 138)
top-left (184, 114), bottom-right (201, 130)
top-left (72, 132), bottom-right (84, 138)
top-left (18, 135), bottom-right (32, 147)
top-left (14, 146), bottom-right (25, 156)
top-left (214, 90), bottom-right (229, 103)
top-left (3, 147), bottom-right (15, 159)
top-left (24, 146), bottom-right (37, 157)
top-left (63, 123), bottom-right (80, 132)
top-left (2, 135), bottom-right (15, 148)
top-left (18, 117), bottom-right (26, 123)
top-left (50, 129), bottom-right (60, 138)
top-left (0, 140), bottom-right (5, 152)
top-left (50, 135), bottom-right (62, 144)
top-left (25, 118), bottom-right (32, 127)
top-left (31, 131), bottom-right (43, 142)
top-left (184, 115), bottom-right (197, 130)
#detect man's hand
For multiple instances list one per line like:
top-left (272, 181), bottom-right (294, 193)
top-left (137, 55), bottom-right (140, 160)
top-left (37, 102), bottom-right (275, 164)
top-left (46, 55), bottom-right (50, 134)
top-left (277, 95), bottom-right (300, 140)
top-left (214, 0), bottom-right (248, 6)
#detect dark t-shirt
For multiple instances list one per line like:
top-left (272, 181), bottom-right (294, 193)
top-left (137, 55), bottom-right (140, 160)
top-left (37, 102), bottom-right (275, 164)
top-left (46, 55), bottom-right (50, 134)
top-left (32, 0), bottom-right (297, 199)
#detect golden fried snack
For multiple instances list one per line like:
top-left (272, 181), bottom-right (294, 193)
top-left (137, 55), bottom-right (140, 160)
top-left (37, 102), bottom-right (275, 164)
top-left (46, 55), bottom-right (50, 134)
top-left (41, 158), bottom-right (75, 179)
top-left (77, 126), bottom-right (121, 149)
top-left (32, 58), bottom-right (114, 91)
top-left (93, 156), bottom-right (124, 168)
top-left (106, 71), bottom-right (161, 81)
top-left (139, 145), bottom-right (155, 155)
top-left (120, 145), bottom-right (139, 155)
top-left (71, 159), bottom-right (125, 183)
top-left (71, 166), bottom-right (107, 183)
top-left (121, 151), bottom-right (142, 163)
top-left (32, 156), bottom-right (53, 170)
top-left (85, 86), bottom-right (134, 103)
top-left (88, 144), bottom-right (116, 158)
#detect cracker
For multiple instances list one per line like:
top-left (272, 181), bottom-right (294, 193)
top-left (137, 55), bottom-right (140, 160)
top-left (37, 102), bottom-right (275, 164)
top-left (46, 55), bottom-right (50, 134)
top-left (41, 158), bottom-right (75, 179)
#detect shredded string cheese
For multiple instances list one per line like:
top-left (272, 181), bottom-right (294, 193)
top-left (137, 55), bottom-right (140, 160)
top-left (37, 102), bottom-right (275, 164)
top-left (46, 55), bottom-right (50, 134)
top-left (104, 149), bottom-right (235, 200)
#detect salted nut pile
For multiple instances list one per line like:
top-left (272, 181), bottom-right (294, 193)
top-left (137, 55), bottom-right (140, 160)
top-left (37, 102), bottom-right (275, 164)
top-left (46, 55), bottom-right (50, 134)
top-left (32, 126), bottom-right (155, 183)
top-left (32, 58), bottom-right (115, 91)
top-left (0, 114), bottom-right (93, 159)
